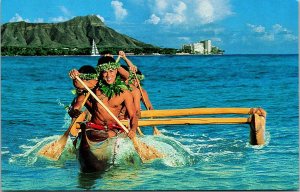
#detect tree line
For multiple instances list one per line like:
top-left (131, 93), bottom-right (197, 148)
top-left (1, 46), bottom-right (178, 56)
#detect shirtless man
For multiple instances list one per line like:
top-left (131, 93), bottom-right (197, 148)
top-left (118, 51), bottom-right (154, 116)
top-left (70, 58), bottom-right (138, 141)
top-left (68, 65), bottom-right (98, 119)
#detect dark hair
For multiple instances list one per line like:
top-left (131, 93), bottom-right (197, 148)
top-left (121, 64), bottom-right (143, 75)
top-left (97, 56), bottom-right (116, 66)
top-left (100, 51), bottom-right (112, 55)
top-left (78, 65), bottom-right (97, 74)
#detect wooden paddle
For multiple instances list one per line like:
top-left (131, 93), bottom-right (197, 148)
top-left (38, 92), bottom-right (90, 160)
top-left (70, 110), bottom-right (88, 136)
top-left (75, 76), bottom-right (163, 162)
top-left (132, 72), bottom-right (162, 135)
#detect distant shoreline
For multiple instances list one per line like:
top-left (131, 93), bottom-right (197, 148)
top-left (2, 53), bottom-right (298, 57)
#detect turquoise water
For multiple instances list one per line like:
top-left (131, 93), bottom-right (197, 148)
top-left (1, 55), bottom-right (299, 190)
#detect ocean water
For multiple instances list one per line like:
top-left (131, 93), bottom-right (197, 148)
top-left (1, 54), bottom-right (299, 190)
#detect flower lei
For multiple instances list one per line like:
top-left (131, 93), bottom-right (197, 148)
top-left (98, 75), bottom-right (130, 99)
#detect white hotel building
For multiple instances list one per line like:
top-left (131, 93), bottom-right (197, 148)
top-left (182, 40), bottom-right (212, 54)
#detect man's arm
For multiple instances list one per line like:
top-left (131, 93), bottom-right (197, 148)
top-left (117, 66), bottom-right (130, 80)
top-left (141, 89), bottom-right (154, 110)
top-left (68, 94), bottom-right (86, 118)
top-left (69, 69), bottom-right (98, 89)
top-left (119, 51), bottom-right (137, 72)
top-left (131, 88), bottom-right (142, 118)
top-left (123, 90), bottom-right (138, 138)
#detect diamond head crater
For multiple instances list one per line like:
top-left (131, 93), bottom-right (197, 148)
top-left (1, 15), bottom-right (177, 56)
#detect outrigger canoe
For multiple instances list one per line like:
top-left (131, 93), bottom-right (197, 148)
top-left (74, 107), bottom-right (266, 173)
top-left (37, 76), bottom-right (267, 171)
top-left (75, 123), bottom-right (113, 172)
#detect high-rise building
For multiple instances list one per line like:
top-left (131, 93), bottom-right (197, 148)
top-left (192, 42), bottom-right (205, 54)
top-left (182, 40), bottom-right (212, 54)
top-left (202, 40), bottom-right (212, 54)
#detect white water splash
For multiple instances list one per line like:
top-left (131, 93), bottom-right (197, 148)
top-left (9, 135), bottom-right (75, 166)
top-left (109, 134), bottom-right (195, 167)
top-left (246, 130), bottom-right (271, 149)
top-left (140, 135), bottom-right (195, 167)
top-left (112, 137), bottom-right (140, 165)
top-left (56, 98), bottom-right (69, 111)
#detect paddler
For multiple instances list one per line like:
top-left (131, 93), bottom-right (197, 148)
top-left (118, 51), bottom-right (154, 118)
top-left (68, 65), bottom-right (98, 119)
top-left (69, 56), bottom-right (138, 141)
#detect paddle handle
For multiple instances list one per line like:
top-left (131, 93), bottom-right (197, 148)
top-left (80, 92), bottom-right (91, 108)
top-left (133, 72), bottom-right (150, 110)
top-left (75, 76), bottom-right (130, 133)
top-left (66, 92), bottom-right (90, 134)
top-left (116, 55), bottom-right (121, 63)
top-left (122, 56), bottom-right (150, 110)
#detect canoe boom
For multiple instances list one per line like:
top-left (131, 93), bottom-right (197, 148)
top-left (121, 117), bottom-right (251, 127)
top-left (140, 108), bottom-right (253, 118)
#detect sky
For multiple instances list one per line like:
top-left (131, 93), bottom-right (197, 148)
top-left (1, 0), bottom-right (299, 54)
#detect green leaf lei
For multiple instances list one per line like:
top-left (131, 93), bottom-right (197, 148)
top-left (78, 73), bottom-right (98, 80)
top-left (96, 62), bottom-right (120, 73)
top-left (78, 62), bottom-right (120, 80)
top-left (98, 75), bottom-right (130, 99)
top-left (128, 71), bottom-right (145, 85)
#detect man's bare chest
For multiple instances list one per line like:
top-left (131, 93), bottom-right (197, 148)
top-left (94, 90), bottom-right (124, 109)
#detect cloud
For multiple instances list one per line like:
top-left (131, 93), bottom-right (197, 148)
top-left (247, 24), bottom-right (265, 33)
top-left (34, 18), bottom-right (45, 23)
top-left (145, 14), bottom-right (160, 24)
top-left (178, 36), bottom-right (191, 42)
top-left (272, 24), bottom-right (297, 41)
top-left (194, 0), bottom-right (214, 24)
top-left (155, 0), bottom-right (168, 12)
top-left (198, 0), bottom-right (233, 24)
top-left (162, 1), bottom-right (186, 24)
top-left (96, 15), bottom-right (105, 22)
top-left (59, 6), bottom-right (71, 16)
top-left (50, 16), bottom-right (69, 22)
top-left (146, 0), bottom-right (233, 25)
top-left (202, 27), bottom-right (225, 35)
top-left (174, 1), bottom-right (186, 14)
top-left (111, 1), bottom-right (128, 21)
top-left (46, 6), bottom-right (71, 23)
top-left (9, 13), bottom-right (30, 22)
top-left (261, 33), bottom-right (275, 41)
top-left (272, 24), bottom-right (289, 34)
top-left (247, 23), bottom-right (297, 42)
top-left (162, 13), bottom-right (184, 24)
top-left (284, 34), bottom-right (298, 41)
top-left (146, 1), bottom-right (187, 25)
top-left (211, 37), bottom-right (222, 43)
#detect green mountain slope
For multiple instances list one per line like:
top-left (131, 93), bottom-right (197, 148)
top-left (1, 15), bottom-right (156, 49)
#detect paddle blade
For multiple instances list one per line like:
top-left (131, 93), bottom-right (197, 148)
top-left (70, 110), bottom-right (88, 137)
top-left (137, 127), bottom-right (144, 136)
top-left (131, 137), bottom-right (164, 163)
top-left (153, 126), bottom-right (162, 135)
top-left (38, 135), bottom-right (68, 161)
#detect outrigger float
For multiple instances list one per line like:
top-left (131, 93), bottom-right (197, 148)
top-left (38, 76), bottom-right (267, 173)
